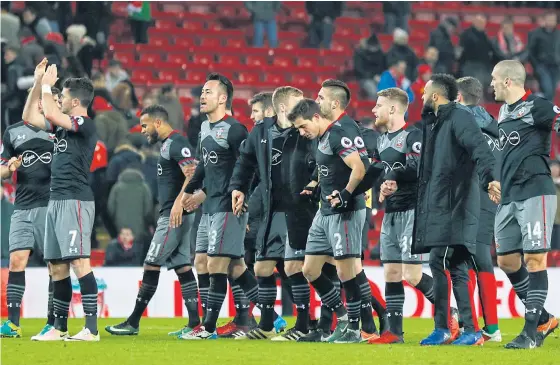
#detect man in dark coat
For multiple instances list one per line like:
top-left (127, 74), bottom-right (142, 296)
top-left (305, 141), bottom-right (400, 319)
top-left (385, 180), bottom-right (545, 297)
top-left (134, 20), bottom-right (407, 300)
top-left (229, 86), bottom-right (317, 340)
top-left (413, 74), bottom-right (499, 346)
top-left (456, 76), bottom-right (502, 342)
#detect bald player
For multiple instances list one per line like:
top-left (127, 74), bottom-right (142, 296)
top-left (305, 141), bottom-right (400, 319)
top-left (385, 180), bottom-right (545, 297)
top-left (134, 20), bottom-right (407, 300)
top-left (490, 60), bottom-right (558, 349)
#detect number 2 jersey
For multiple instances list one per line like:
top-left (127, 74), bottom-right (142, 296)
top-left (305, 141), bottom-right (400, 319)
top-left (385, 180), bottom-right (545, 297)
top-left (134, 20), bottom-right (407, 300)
top-left (316, 114), bottom-right (370, 216)
top-left (157, 131), bottom-right (196, 216)
top-left (374, 123), bottom-right (422, 213)
top-left (497, 91), bottom-right (560, 204)
top-left (1, 121), bottom-right (53, 210)
top-left (46, 115), bottom-right (97, 201)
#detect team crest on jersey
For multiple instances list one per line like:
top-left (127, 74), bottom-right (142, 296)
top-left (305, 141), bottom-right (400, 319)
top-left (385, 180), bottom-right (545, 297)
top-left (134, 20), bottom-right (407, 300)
top-left (516, 107), bottom-right (526, 118)
top-left (75, 116), bottom-right (85, 125)
top-left (396, 135), bottom-right (405, 148)
top-left (412, 142), bottom-right (421, 153)
top-left (181, 147), bottom-right (191, 157)
top-left (48, 133), bottom-right (56, 140)
top-left (216, 127), bottom-right (225, 139)
top-left (354, 136), bottom-right (365, 149)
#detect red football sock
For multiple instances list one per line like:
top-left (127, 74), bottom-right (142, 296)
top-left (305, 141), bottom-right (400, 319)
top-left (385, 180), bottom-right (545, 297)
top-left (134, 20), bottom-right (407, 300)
top-left (477, 272), bottom-right (499, 326)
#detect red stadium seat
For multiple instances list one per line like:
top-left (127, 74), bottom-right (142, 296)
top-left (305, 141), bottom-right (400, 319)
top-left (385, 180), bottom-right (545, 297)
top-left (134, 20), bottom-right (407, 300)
top-left (225, 38), bottom-right (246, 49)
top-left (175, 37), bottom-right (196, 49)
top-left (272, 55), bottom-right (294, 68)
top-left (246, 55), bottom-right (268, 68)
top-left (182, 20), bottom-right (206, 33)
top-left (168, 53), bottom-right (189, 66)
top-left (200, 37), bottom-right (222, 48)
top-left (237, 72), bottom-right (260, 85)
top-left (112, 52), bottom-right (136, 66)
top-left (291, 73), bottom-right (315, 88)
top-left (131, 69), bottom-right (154, 84)
top-left (192, 53), bottom-right (214, 66)
top-left (155, 20), bottom-right (178, 31)
top-left (264, 73), bottom-right (284, 85)
top-left (149, 35), bottom-right (171, 47)
top-left (185, 70), bottom-right (208, 84)
top-left (220, 55), bottom-right (242, 67)
top-left (279, 40), bottom-right (299, 51)
top-left (142, 52), bottom-right (164, 63)
top-left (159, 70), bottom-right (182, 83)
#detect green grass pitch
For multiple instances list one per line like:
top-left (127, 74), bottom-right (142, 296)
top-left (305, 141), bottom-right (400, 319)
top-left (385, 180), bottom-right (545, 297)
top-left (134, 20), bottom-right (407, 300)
top-left (1, 318), bottom-right (558, 365)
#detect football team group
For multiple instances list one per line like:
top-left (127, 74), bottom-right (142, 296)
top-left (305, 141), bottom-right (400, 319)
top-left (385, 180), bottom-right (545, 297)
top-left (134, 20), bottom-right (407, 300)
top-left (0, 57), bottom-right (558, 350)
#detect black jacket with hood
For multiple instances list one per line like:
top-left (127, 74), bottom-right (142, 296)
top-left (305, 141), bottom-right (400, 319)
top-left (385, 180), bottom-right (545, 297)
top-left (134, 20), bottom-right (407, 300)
top-left (229, 116), bottom-right (317, 251)
top-left (412, 102), bottom-right (496, 255)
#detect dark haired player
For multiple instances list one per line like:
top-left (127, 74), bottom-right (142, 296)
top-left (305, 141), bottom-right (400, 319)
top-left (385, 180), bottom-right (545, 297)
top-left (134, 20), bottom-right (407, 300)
top-left (181, 73), bottom-right (270, 340)
top-left (314, 79), bottom-right (383, 341)
top-left (105, 105), bottom-right (200, 338)
top-left (288, 98), bottom-right (369, 343)
top-left (22, 61), bottom-right (100, 341)
top-left (0, 61), bottom-right (62, 339)
top-left (490, 60), bottom-right (558, 349)
top-left (249, 92), bottom-right (275, 124)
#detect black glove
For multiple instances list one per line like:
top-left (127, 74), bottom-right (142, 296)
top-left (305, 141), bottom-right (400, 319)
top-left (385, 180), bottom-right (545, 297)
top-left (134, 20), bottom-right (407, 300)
top-left (331, 189), bottom-right (352, 209)
top-left (302, 183), bottom-right (321, 203)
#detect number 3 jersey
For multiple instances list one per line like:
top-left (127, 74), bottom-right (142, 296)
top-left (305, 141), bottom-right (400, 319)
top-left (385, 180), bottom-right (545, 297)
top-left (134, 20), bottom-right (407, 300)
top-left (374, 124), bottom-right (422, 213)
top-left (1, 121), bottom-right (53, 210)
top-left (46, 115), bottom-right (97, 201)
top-left (316, 118), bottom-right (370, 216)
top-left (158, 131), bottom-right (196, 216)
top-left (497, 91), bottom-right (560, 204)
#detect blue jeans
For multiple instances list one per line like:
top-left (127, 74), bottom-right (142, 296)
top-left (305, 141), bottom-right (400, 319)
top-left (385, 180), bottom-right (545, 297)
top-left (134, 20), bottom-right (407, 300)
top-left (535, 63), bottom-right (560, 101)
top-left (253, 19), bottom-right (278, 48)
top-left (308, 20), bottom-right (334, 49)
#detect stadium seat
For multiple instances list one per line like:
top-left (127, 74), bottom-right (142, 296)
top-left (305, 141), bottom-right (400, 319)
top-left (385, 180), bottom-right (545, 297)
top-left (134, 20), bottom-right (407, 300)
top-left (185, 70), bottom-right (208, 84)
top-left (246, 55), bottom-right (268, 68)
top-left (174, 37), bottom-right (196, 49)
top-left (131, 69), bottom-right (155, 84)
top-left (220, 55), bottom-right (242, 67)
top-left (159, 70), bottom-right (182, 83)
top-left (142, 52), bottom-right (164, 63)
top-left (237, 72), bottom-right (260, 85)
top-left (149, 35), bottom-right (171, 47)
top-left (192, 53), bottom-right (214, 66)
top-left (168, 53), bottom-right (190, 66)
top-left (155, 20), bottom-right (178, 31)
top-left (225, 38), bottom-right (246, 49)
top-left (272, 55), bottom-right (294, 68)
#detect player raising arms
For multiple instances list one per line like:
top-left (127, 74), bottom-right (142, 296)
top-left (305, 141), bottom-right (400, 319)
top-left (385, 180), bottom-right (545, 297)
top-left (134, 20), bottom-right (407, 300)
top-left (0, 61), bottom-right (62, 339)
top-left (181, 73), bottom-right (269, 340)
top-left (105, 105), bottom-right (200, 337)
top-left (287, 99), bottom-right (369, 343)
top-left (490, 60), bottom-right (558, 349)
top-left (22, 61), bottom-right (99, 341)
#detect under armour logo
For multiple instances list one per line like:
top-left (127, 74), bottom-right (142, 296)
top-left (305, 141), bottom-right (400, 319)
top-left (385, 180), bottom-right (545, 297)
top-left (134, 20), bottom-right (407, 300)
top-left (294, 250), bottom-right (303, 255)
top-left (69, 248), bottom-right (78, 254)
top-left (261, 139), bottom-right (267, 144)
top-left (526, 308), bottom-right (538, 314)
top-left (532, 241), bottom-right (541, 248)
top-left (22, 150), bottom-right (52, 167)
top-left (498, 129), bottom-right (520, 149)
top-left (16, 134), bottom-right (26, 140)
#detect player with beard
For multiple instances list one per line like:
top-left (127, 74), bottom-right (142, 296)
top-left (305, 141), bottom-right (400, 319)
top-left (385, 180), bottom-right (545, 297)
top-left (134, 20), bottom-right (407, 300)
top-left (456, 76), bottom-right (502, 342)
top-left (490, 60), bottom-right (558, 349)
top-left (0, 61), bottom-right (61, 339)
top-left (105, 105), bottom-right (200, 338)
top-left (230, 86), bottom-right (317, 340)
top-left (415, 74), bottom-right (499, 346)
top-left (25, 62), bottom-right (99, 341)
top-left (181, 73), bottom-right (279, 340)
top-left (314, 80), bottom-right (383, 341)
top-left (288, 98), bottom-right (370, 343)
top-left (366, 88), bottom-right (441, 344)
top-left (249, 92), bottom-right (275, 124)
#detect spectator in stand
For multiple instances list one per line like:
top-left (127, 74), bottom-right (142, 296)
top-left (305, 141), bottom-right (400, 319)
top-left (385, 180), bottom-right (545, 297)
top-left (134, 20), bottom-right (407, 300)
top-left (245, 2), bottom-right (282, 48)
top-left (21, 6), bottom-right (52, 40)
top-left (2, 45), bottom-right (27, 128)
top-left (1, 3), bottom-right (20, 47)
top-left (74, 2), bottom-right (112, 56)
top-left (529, 13), bottom-right (560, 101)
top-left (157, 84), bottom-right (184, 131)
top-left (89, 71), bottom-right (116, 118)
top-left (18, 27), bottom-right (45, 70)
top-left (186, 86), bottom-right (204, 151)
top-left (419, 46), bottom-right (439, 72)
top-left (105, 60), bottom-right (129, 92)
top-left (106, 134), bottom-right (144, 192)
top-left (354, 34), bottom-right (386, 99)
top-left (428, 17), bottom-right (458, 74)
top-left (382, 2), bottom-right (410, 33)
top-left (377, 59), bottom-right (414, 103)
top-left (494, 17), bottom-right (527, 62)
top-left (551, 161), bottom-right (560, 250)
top-left (305, 1), bottom-right (343, 49)
top-left (387, 28), bottom-right (418, 81)
top-left (95, 110), bottom-right (130, 156)
top-left (459, 14), bottom-right (498, 93)
top-left (66, 24), bottom-right (96, 77)
top-left (112, 80), bottom-right (141, 128)
top-left (108, 168), bottom-right (154, 244)
top-left (528, 14), bottom-right (545, 45)
top-left (104, 228), bottom-right (144, 267)
top-left (411, 64), bottom-right (432, 104)
top-left (128, 1), bottom-right (151, 44)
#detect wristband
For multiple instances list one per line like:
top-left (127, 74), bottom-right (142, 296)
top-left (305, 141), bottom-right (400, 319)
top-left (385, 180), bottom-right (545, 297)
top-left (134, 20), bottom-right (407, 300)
top-left (42, 85), bottom-right (52, 94)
